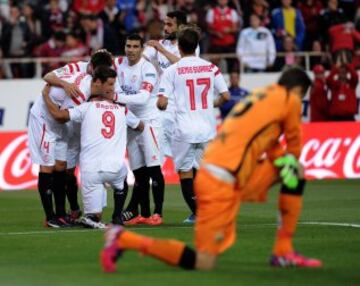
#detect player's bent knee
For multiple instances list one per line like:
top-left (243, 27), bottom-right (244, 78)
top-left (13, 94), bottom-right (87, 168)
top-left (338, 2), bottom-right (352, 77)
top-left (195, 252), bottom-right (217, 270)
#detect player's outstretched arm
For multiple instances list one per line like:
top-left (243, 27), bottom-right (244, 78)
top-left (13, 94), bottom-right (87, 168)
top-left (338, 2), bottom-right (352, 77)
top-left (43, 71), bottom-right (82, 98)
top-left (42, 85), bottom-right (70, 123)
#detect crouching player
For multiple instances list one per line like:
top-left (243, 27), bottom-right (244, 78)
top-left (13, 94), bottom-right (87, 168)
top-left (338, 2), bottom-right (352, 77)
top-left (100, 66), bottom-right (323, 270)
top-left (43, 67), bottom-right (144, 228)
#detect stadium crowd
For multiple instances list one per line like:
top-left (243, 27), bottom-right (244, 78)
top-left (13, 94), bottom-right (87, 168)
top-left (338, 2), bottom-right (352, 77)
top-left (1, 0), bottom-right (360, 78)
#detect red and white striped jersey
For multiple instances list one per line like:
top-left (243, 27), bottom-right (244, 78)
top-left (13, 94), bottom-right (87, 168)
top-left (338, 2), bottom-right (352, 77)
top-left (53, 61), bottom-right (89, 76)
top-left (30, 72), bottom-right (92, 133)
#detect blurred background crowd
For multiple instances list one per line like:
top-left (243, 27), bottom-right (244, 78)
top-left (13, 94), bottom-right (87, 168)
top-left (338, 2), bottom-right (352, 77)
top-left (0, 0), bottom-right (359, 121)
top-left (1, 0), bottom-right (360, 78)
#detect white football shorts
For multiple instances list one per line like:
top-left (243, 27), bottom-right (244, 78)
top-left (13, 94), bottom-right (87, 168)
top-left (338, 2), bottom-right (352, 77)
top-left (81, 166), bottom-right (127, 214)
top-left (28, 114), bottom-right (56, 166)
top-left (127, 119), bottom-right (163, 171)
top-left (171, 140), bottom-right (209, 172)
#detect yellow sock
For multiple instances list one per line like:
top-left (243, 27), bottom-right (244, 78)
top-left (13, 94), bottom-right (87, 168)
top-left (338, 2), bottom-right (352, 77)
top-left (118, 231), bottom-right (186, 266)
top-left (273, 194), bottom-right (302, 256)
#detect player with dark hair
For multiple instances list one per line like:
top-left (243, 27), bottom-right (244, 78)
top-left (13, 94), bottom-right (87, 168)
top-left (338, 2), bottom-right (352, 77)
top-left (42, 66), bottom-right (143, 228)
top-left (113, 34), bottom-right (165, 226)
top-left (100, 66), bottom-right (323, 271)
top-left (139, 12), bottom-right (201, 224)
top-left (155, 26), bottom-right (229, 225)
top-left (42, 50), bottom-right (113, 224)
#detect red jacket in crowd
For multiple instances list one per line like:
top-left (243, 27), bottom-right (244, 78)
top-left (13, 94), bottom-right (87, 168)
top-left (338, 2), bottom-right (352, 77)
top-left (326, 64), bottom-right (358, 119)
top-left (73, 0), bottom-right (105, 14)
top-left (310, 78), bottom-right (329, 122)
top-left (329, 23), bottom-right (360, 53)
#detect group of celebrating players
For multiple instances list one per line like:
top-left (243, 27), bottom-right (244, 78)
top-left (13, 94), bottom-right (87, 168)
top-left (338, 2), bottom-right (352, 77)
top-left (28, 10), bottom-right (323, 272)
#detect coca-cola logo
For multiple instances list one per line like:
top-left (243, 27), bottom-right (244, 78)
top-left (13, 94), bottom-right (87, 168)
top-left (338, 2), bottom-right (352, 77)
top-left (0, 133), bottom-right (38, 190)
top-left (0, 124), bottom-right (360, 191)
top-left (300, 136), bottom-right (360, 179)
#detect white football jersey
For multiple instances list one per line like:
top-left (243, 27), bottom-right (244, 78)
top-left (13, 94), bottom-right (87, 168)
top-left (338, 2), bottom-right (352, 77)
top-left (113, 57), bottom-right (158, 121)
top-left (30, 72), bottom-right (92, 135)
top-left (159, 56), bottom-right (228, 143)
top-left (52, 59), bottom-right (120, 76)
top-left (53, 61), bottom-right (89, 76)
top-left (143, 39), bottom-right (200, 74)
top-left (69, 100), bottom-right (140, 173)
top-left (143, 39), bottom-right (200, 118)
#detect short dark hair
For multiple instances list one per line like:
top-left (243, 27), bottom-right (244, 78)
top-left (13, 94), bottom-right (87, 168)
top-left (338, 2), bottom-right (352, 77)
top-left (167, 11), bottom-right (187, 26)
top-left (126, 33), bottom-right (144, 47)
top-left (90, 51), bottom-right (113, 69)
top-left (278, 66), bottom-right (312, 95)
top-left (178, 26), bottom-right (200, 55)
top-left (92, 66), bottom-right (117, 83)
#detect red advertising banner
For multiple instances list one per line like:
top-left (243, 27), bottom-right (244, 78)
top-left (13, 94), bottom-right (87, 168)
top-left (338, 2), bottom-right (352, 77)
top-left (0, 122), bottom-right (359, 191)
top-left (300, 122), bottom-right (360, 179)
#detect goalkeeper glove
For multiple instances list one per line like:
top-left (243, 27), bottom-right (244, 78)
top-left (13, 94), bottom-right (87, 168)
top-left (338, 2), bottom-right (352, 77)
top-left (274, 154), bottom-right (299, 189)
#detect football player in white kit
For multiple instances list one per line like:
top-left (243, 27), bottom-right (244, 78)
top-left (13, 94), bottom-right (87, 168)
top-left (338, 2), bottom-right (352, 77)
top-left (113, 34), bottom-right (165, 225)
top-left (157, 26), bottom-right (230, 224)
top-left (42, 51), bottom-right (114, 223)
top-left (28, 64), bottom-right (117, 227)
top-left (42, 67), bottom-right (144, 228)
top-left (143, 10), bottom-right (200, 158)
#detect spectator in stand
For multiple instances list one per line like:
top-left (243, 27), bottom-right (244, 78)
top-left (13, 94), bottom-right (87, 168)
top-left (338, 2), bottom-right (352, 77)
top-left (297, 0), bottom-right (323, 51)
top-left (117, 0), bottom-right (141, 33)
top-left (1, 5), bottom-right (33, 78)
top-left (271, 0), bottom-right (305, 51)
top-left (309, 40), bottom-right (331, 70)
top-left (34, 30), bottom-right (66, 75)
top-left (319, 0), bottom-right (346, 47)
top-left (151, 0), bottom-right (170, 21)
top-left (309, 64), bottom-right (330, 122)
top-left (219, 71), bottom-right (249, 119)
top-left (73, 0), bottom-right (105, 14)
top-left (327, 53), bottom-right (358, 121)
top-left (243, 0), bottom-right (271, 28)
top-left (273, 35), bottom-right (302, 71)
top-left (41, 0), bottom-right (66, 40)
top-left (99, 0), bottom-right (120, 25)
top-left (236, 13), bottom-right (276, 72)
top-left (329, 20), bottom-right (360, 63)
top-left (206, 0), bottom-right (241, 72)
top-left (64, 10), bottom-right (79, 33)
top-left (22, 2), bottom-right (42, 44)
top-left (61, 32), bottom-right (88, 58)
top-left (79, 14), bottom-right (119, 54)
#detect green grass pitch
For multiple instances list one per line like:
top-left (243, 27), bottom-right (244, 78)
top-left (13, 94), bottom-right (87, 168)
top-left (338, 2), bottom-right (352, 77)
top-left (0, 180), bottom-right (359, 286)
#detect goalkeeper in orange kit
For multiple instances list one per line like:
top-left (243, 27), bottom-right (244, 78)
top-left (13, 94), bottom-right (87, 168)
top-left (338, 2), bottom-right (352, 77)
top-left (100, 66), bottom-right (323, 272)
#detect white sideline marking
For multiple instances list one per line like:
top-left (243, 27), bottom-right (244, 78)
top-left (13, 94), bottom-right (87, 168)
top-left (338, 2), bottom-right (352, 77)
top-left (300, 222), bottom-right (360, 228)
top-left (0, 221), bottom-right (359, 237)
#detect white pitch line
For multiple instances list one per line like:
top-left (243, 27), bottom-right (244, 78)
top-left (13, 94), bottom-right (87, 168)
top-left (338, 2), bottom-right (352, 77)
top-left (0, 221), bottom-right (359, 237)
top-left (300, 222), bottom-right (360, 228)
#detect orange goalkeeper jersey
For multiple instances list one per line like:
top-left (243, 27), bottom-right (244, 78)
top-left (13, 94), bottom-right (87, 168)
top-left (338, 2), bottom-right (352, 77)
top-left (203, 84), bottom-right (302, 174)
